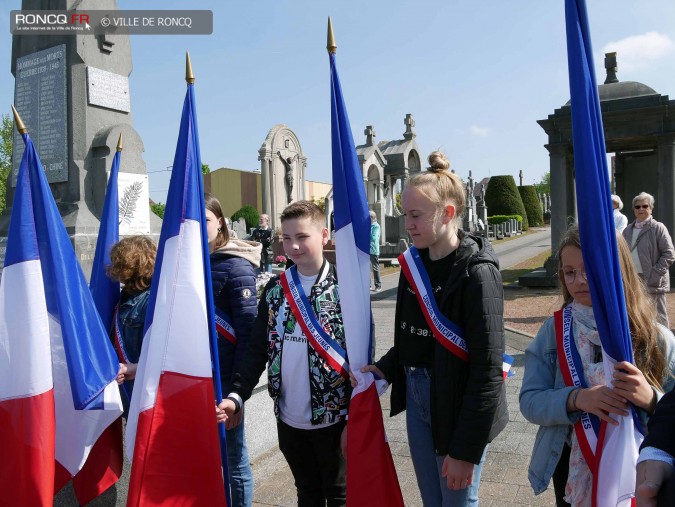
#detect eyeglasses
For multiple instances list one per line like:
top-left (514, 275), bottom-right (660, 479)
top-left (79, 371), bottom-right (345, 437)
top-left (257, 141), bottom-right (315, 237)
top-left (634, 205), bottom-right (650, 209)
top-left (562, 268), bottom-right (587, 284)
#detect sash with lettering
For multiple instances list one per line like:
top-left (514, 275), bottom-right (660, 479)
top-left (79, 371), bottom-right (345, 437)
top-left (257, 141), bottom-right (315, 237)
top-left (399, 246), bottom-right (513, 378)
top-left (111, 305), bottom-right (133, 401)
top-left (112, 305), bottom-right (131, 364)
top-left (280, 262), bottom-right (350, 378)
top-left (215, 308), bottom-right (237, 345)
top-left (555, 305), bottom-right (600, 473)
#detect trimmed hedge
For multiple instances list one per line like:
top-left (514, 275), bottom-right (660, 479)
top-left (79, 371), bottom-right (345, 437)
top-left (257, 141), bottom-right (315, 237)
top-left (485, 175), bottom-right (529, 231)
top-left (231, 205), bottom-right (260, 231)
top-left (487, 214), bottom-right (523, 225)
top-left (518, 185), bottom-right (544, 227)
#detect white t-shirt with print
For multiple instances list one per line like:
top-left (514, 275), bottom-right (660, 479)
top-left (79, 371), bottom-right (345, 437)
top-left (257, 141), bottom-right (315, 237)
top-left (278, 271), bottom-right (336, 430)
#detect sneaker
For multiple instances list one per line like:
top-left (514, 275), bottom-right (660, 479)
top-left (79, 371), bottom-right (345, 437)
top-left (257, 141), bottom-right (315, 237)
top-left (375, 287), bottom-right (382, 292)
top-left (370, 287), bottom-right (375, 292)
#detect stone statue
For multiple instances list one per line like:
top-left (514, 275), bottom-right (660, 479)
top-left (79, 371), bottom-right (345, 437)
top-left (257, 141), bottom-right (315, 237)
top-left (277, 151), bottom-right (294, 203)
top-left (467, 170), bottom-right (475, 194)
top-left (480, 183), bottom-right (486, 203)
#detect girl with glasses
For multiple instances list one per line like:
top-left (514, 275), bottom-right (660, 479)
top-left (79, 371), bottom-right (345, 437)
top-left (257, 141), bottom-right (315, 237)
top-left (520, 224), bottom-right (675, 507)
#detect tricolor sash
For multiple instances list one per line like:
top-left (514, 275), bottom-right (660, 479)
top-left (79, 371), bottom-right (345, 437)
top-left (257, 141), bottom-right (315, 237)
top-left (399, 247), bottom-right (514, 378)
top-left (112, 305), bottom-right (131, 364)
top-left (555, 305), bottom-right (601, 473)
top-left (280, 263), bottom-right (350, 379)
top-left (215, 308), bottom-right (237, 345)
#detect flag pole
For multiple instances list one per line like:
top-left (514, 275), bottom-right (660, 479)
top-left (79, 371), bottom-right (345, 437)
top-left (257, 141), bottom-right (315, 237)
top-left (185, 51), bottom-right (231, 505)
top-left (115, 131), bottom-right (133, 402)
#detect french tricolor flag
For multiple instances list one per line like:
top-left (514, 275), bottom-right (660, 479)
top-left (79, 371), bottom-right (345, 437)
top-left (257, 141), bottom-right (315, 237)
top-left (0, 111), bottom-right (123, 505)
top-left (328, 18), bottom-right (405, 506)
top-left (124, 55), bottom-right (228, 506)
top-left (566, 1), bottom-right (642, 505)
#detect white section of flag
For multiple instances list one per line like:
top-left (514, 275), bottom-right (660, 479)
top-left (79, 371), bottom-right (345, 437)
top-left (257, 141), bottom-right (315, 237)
top-left (596, 350), bottom-right (642, 507)
top-left (125, 219), bottom-right (213, 459)
top-left (0, 260), bottom-right (52, 401)
top-left (50, 313), bottom-right (122, 474)
top-left (335, 224), bottom-right (375, 396)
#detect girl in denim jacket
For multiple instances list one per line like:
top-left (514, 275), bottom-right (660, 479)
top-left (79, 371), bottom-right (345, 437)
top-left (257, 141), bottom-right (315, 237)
top-left (106, 236), bottom-right (157, 412)
top-left (520, 225), bottom-right (675, 506)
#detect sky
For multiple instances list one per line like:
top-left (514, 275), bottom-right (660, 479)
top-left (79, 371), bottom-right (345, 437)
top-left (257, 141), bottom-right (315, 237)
top-left (2, 1), bottom-right (675, 204)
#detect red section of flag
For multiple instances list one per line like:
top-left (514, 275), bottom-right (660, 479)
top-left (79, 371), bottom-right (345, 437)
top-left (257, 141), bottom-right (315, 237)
top-left (54, 460), bottom-right (72, 495)
top-left (0, 390), bottom-right (56, 506)
top-left (347, 383), bottom-right (404, 507)
top-left (72, 417), bottom-right (123, 504)
top-left (127, 371), bottom-right (227, 507)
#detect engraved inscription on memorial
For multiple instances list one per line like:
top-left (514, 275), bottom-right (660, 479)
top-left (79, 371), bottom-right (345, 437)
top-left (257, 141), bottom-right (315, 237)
top-left (12, 44), bottom-right (68, 185)
top-left (86, 67), bottom-right (131, 113)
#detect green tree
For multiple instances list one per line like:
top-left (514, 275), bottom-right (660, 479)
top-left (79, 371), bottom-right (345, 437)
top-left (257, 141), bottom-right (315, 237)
top-left (0, 114), bottom-right (13, 214)
top-left (150, 202), bottom-right (165, 219)
top-left (311, 197), bottom-right (326, 212)
top-left (535, 172), bottom-right (550, 194)
top-left (231, 205), bottom-right (259, 231)
top-left (518, 185), bottom-right (544, 227)
top-left (202, 163), bottom-right (210, 175)
top-left (485, 175), bottom-right (529, 230)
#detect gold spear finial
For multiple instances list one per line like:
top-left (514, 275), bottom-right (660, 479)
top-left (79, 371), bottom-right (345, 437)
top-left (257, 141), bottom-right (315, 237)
top-left (116, 131), bottom-right (123, 152)
top-left (327, 17), bottom-right (337, 54)
top-left (11, 105), bottom-right (27, 134)
top-left (186, 51), bottom-right (195, 84)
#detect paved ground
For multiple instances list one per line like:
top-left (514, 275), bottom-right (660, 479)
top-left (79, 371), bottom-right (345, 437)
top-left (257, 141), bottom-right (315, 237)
top-left (55, 229), bottom-right (555, 506)
top-left (490, 228), bottom-right (551, 270)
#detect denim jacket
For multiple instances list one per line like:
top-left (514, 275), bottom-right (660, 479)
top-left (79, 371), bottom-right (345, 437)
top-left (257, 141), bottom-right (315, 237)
top-left (520, 316), bottom-right (675, 495)
top-left (115, 289), bottom-right (151, 364)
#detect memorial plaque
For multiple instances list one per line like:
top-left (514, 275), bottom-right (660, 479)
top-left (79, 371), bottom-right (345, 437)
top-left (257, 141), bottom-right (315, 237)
top-left (87, 67), bottom-right (131, 113)
top-left (12, 44), bottom-right (68, 186)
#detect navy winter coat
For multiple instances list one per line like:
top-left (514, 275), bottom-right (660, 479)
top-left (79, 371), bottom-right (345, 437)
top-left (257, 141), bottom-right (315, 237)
top-left (210, 240), bottom-right (260, 393)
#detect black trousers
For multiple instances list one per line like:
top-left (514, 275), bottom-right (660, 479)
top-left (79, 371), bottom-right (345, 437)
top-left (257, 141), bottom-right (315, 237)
top-left (277, 419), bottom-right (346, 507)
top-left (552, 443), bottom-right (572, 507)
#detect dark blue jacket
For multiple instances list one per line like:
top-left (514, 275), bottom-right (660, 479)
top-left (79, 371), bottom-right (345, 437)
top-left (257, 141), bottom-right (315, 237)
top-left (113, 288), bottom-right (151, 412)
top-left (210, 240), bottom-right (260, 392)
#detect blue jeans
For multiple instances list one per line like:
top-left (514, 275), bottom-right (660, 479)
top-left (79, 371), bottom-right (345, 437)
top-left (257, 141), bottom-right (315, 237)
top-left (226, 416), bottom-right (254, 507)
top-left (405, 367), bottom-right (487, 506)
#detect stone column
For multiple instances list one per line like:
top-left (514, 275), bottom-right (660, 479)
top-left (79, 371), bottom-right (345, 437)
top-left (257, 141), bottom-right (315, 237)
top-left (270, 160), bottom-right (278, 230)
top-left (658, 134), bottom-right (675, 281)
top-left (547, 143), bottom-right (572, 262)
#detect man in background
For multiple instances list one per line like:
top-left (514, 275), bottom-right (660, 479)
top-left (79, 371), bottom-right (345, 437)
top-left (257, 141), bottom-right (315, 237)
top-left (370, 210), bottom-right (381, 292)
top-left (252, 214), bottom-right (273, 273)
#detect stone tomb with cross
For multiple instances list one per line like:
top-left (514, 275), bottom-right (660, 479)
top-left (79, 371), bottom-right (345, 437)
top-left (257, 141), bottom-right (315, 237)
top-left (258, 124), bottom-right (307, 231)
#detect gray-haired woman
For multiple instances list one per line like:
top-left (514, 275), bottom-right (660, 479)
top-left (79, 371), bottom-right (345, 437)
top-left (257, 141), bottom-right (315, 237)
top-left (623, 192), bottom-right (675, 327)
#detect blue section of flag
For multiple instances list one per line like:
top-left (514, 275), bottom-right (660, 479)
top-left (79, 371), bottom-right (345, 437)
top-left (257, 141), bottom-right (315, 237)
top-left (90, 149), bottom-right (121, 334)
top-left (329, 53), bottom-right (370, 255)
top-left (20, 133), bottom-right (119, 410)
top-left (565, 0), bottom-right (634, 366)
top-left (4, 134), bottom-right (38, 268)
top-left (141, 81), bottom-right (230, 504)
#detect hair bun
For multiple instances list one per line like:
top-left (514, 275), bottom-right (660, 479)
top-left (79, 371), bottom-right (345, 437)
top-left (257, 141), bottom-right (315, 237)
top-left (427, 151), bottom-right (450, 173)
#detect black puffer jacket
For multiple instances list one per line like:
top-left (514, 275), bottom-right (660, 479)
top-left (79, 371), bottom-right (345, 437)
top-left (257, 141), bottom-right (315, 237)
top-left (210, 239), bottom-right (261, 392)
top-left (376, 231), bottom-right (508, 464)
